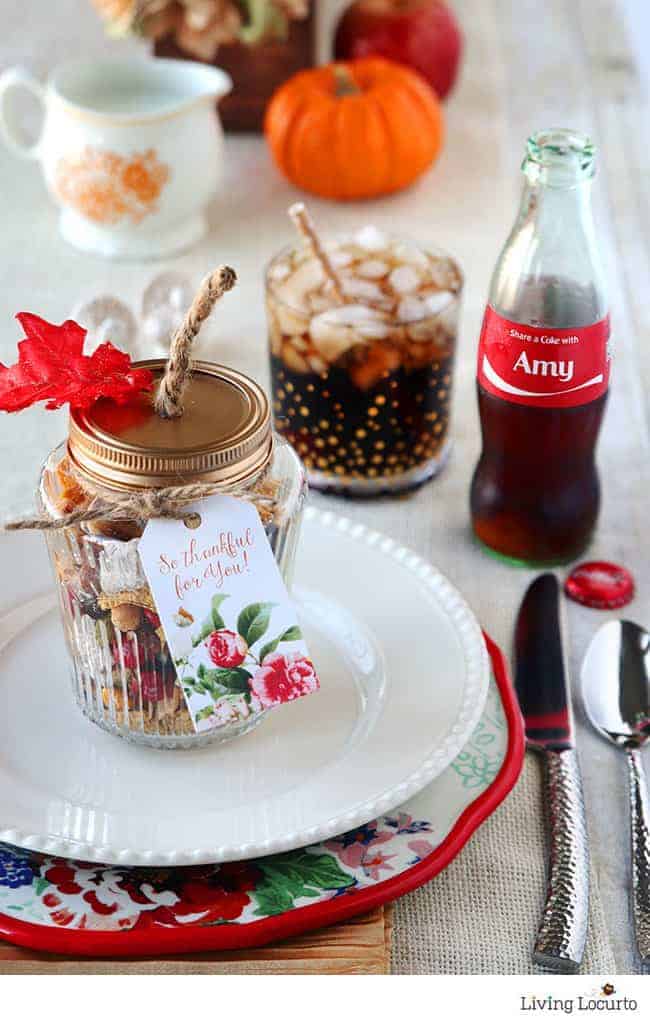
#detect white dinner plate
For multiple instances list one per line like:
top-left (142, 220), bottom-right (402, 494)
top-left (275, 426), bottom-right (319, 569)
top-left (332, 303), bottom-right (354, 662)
top-left (0, 508), bottom-right (489, 865)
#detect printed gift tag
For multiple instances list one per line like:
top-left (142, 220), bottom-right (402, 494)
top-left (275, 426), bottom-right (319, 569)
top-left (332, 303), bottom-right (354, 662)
top-left (139, 495), bottom-right (319, 733)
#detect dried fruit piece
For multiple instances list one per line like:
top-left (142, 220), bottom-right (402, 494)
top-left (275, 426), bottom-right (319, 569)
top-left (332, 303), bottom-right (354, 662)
top-left (86, 519), bottom-right (144, 540)
top-left (102, 685), bottom-right (127, 714)
top-left (55, 456), bottom-right (89, 513)
top-left (144, 609), bottom-right (161, 629)
top-left (98, 587), bottom-right (156, 612)
top-left (111, 603), bottom-right (142, 632)
top-left (129, 668), bottom-right (177, 706)
top-left (75, 589), bottom-right (109, 620)
top-left (156, 685), bottom-right (183, 721)
top-left (112, 631), bottom-right (161, 670)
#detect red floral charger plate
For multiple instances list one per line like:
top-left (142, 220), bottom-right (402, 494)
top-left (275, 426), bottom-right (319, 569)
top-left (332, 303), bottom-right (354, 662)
top-left (0, 633), bottom-right (523, 957)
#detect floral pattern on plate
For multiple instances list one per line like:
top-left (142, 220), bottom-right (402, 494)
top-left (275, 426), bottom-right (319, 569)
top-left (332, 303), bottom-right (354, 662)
top-left (0, 676), bottom-right (505, 932)
top-left (451, 685), bottom-right (507, 789)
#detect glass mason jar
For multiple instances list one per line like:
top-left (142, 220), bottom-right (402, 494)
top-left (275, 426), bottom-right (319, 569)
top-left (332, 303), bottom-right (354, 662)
top-left (265, 231), bottom-right (463, 496)
top-left (39, 361), bottom-right (307, 750)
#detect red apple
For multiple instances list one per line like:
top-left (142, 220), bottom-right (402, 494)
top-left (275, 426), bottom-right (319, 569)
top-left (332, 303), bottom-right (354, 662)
top-left (334, 0), bottom-right (463, 100)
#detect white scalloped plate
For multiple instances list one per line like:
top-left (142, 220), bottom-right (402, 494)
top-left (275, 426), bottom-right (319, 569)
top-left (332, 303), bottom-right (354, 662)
top-left (0, 507), bottom-right (489, 865)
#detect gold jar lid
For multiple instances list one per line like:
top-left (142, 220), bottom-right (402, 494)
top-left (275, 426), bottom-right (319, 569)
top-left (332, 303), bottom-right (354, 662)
top-left (68, 360), bottom-right (272, 491)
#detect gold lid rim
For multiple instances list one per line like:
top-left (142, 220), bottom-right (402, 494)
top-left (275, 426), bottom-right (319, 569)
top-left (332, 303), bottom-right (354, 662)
top-left (68, 360), bottom-right (273, 492)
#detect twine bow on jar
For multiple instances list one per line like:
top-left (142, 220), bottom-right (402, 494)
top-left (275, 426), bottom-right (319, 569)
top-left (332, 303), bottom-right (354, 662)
top-left (6, 266), bottom-right (279, 532)
top-left (5, 479), bottom-right (278, 532)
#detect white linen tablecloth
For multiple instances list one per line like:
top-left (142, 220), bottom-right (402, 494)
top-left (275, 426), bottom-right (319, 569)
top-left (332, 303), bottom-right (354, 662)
top-left (392, 757), bottom-right (616, 974)
top-left (0, 0), bottom-right (647, 974)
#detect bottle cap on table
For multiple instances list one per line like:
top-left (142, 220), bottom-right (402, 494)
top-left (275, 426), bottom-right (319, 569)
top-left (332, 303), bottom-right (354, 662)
top-left (564, 561), bottom-right (635, 610)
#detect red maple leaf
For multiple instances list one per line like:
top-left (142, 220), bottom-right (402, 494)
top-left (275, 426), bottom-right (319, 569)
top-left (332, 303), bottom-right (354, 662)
top-left (0, 313), bottom-right (154, 412)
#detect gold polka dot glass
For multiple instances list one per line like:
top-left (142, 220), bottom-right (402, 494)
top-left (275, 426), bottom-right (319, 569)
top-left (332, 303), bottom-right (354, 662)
top-left (265, 233), bottom-right (463, 496)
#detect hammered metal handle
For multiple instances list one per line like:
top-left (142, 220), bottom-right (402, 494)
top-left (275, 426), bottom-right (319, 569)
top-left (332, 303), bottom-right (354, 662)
top-left (627, 749), bottom-right (650, 964)
top-left (534, 748), bottom-right (590, 972)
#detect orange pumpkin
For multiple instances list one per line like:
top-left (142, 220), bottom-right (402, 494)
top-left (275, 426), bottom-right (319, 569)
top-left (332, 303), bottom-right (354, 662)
top-left (264, 57), bottom-right (444, 201)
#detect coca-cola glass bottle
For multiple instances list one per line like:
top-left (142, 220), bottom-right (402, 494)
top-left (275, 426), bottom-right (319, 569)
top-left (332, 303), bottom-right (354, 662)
top-left (471, 129), bottom-right (610, 565)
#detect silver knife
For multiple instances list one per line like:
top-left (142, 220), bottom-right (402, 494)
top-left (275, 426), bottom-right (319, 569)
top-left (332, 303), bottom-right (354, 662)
top-left (514, 573), bottom-right (590, 972)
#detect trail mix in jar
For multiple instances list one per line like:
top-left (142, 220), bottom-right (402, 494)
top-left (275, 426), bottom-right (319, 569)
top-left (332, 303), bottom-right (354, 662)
top-left (266, 224), bottom-right (462, 495)
top-left (41, 437), bottom-right (302, 748)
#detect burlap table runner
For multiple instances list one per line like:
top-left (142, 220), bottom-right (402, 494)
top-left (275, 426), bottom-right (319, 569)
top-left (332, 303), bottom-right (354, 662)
top-left (392, 755), bottom-right (616, 974)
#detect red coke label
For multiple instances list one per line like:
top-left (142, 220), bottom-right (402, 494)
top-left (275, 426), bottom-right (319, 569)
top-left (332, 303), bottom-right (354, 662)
top-left (477, 307), bottom-right (611, 408)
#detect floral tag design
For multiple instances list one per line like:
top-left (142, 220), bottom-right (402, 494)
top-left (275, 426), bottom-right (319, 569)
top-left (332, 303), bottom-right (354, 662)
top-left (138, 495), bottom-right (319, 733)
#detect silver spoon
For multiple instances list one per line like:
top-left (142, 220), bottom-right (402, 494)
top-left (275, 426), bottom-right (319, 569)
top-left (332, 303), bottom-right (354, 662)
top-left (581, 620), bottom-right (650, 965)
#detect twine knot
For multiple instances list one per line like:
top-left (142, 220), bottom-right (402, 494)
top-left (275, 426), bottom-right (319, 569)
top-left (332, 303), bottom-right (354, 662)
top-left (154, 265), bottom-right (237, 419)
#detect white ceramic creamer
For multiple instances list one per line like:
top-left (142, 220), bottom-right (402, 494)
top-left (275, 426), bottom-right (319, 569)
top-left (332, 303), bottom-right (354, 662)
top-left (0, 57), bottom-right (232, 259)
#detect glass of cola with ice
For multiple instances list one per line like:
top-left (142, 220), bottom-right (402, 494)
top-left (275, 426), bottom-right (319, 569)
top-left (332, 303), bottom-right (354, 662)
top-left (265, 226), bottom-right (463, 496)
